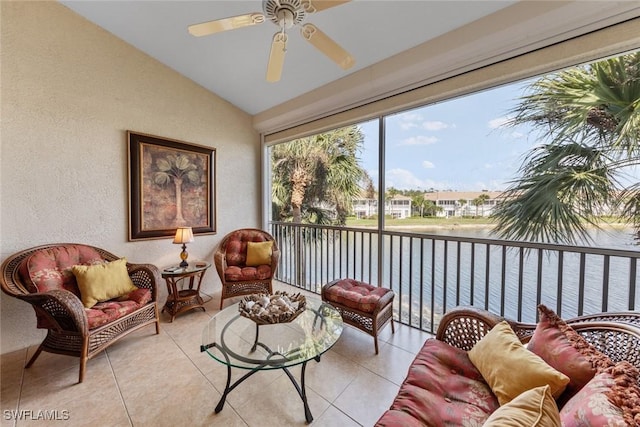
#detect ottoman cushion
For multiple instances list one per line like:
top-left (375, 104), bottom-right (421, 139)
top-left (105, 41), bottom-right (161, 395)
top-left (323, 278), bottom-right (392, 313)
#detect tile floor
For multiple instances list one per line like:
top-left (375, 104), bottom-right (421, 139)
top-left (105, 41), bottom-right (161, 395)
top-left (1, 282), bottom-right (432, 427)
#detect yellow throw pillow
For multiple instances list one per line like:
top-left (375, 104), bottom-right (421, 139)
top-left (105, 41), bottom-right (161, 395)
top-left (483, 385), bottom-right (561, 426)
top-left (72, 258), bottom-right (137, 308)
top-left (245, 241), bottom-right (273, 266)
top-left (468, 321), bottom-right (569, 405)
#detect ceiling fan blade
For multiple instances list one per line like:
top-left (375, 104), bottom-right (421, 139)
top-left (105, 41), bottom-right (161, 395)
top-left (302, 0), bottom-right (351, 13)
top-left (300, 24), bottom-right (354, 70)
top-left (188, 13), bottom-right (265, 37)
top-left (266, 32), bottom-right (287, 83)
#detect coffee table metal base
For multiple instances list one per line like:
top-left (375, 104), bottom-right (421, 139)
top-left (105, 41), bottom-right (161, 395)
top-left (212, 340), bottom-right (318, 423)
top-left (201, 302), bottom-right (342, 425)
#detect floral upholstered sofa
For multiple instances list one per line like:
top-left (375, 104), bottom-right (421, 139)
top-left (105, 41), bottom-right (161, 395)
top-left (0, 244), bottom-right (160, 383)
top-left (375, 305), bottom-right (640, 426)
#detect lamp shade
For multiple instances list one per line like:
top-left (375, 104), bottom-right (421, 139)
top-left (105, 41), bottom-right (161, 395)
top-left (173, 227), bottom-right (194, 244)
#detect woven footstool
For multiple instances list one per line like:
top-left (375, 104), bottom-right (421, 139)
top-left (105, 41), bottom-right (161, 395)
top-left (321, 278), bottom-right (395, 354)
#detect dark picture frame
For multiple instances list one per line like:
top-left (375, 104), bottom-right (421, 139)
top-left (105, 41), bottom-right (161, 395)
top-left (127, 131), bottom-right (216, 241)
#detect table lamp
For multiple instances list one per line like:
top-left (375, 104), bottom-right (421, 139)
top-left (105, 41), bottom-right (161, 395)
top-left (173, 227), bottom-right (194, 267)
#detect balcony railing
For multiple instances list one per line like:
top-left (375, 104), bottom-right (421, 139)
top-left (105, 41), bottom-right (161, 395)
top-left (271, 222), bottom-right (640, 334)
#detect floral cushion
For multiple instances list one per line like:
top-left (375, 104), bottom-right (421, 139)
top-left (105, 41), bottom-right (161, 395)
top-left (560, 361), bottom-right (640, 426)
top-left (16, 245), bottom-right (152, 330)
top-left (323, 279), bottom-right (391, 313)
top-left (224, 229), bottom-right (270, 267)
top-left (224, 265), bottom-right (272, 282)
top-left (527, 304), bottom-right (614, 406)
top-left (18, 245), bottom-right (104, 296)
top-left (86, 295), bottom-right (146, 329)
top-left (117, 287), bottom-right (152, 305)
top-left (375, 339), bottom-right (499, 426)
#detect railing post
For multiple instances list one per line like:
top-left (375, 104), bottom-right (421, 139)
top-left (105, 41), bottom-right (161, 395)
top-left (270, 221), bottom-right (639, 332)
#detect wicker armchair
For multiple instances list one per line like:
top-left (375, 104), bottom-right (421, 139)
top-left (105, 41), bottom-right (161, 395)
top-left (214, 229), bottom-right (280, 309)
top-left (0, 244), bottom-right (161, 383)
top-left (436, 306), bottom-right (640, 371)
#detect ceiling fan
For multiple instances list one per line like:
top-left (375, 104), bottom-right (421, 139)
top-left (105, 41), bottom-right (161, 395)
top-left (188, 0), bottom-right (354, 82)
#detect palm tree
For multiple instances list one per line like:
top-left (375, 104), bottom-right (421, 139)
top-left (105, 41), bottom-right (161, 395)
top-left (412, 194), bottom-right (428, 217)
top-left (271, 125), bottom-right (365, 225)
top-left (385, 187), bottom-right (400, 217)
top-left (472, 194), bottom-right (490, 217)
top-left (153, 154), bottom-right (201, 226)
top-left (492, 52), bottom-right (640, 244)
top-left (423, 200), bottom-right (442, 217)
top-left (457, 198), bottom-right (467, 217)
top-left (478, 194), bottom-right (491, 216)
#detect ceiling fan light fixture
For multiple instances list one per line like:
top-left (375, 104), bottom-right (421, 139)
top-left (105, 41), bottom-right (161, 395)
top-left (189, 0), bottom-right (353, 82)
top-left (263, 0), bottom-right (306, 27)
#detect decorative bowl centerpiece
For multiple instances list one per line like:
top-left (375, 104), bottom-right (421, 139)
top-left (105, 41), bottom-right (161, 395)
top-left (238, 291), bottom-right (307, 324)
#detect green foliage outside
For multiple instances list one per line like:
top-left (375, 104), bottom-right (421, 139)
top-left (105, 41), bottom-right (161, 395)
top-left (271, 125), bottom-right (367, 225)
top-left (492, 52), bottom-right (640, 244)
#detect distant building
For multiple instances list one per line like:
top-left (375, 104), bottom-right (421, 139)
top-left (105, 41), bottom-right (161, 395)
top-left (423, 190), bottom-right (503, 218)
top-left (352, 194), bottom-right (412, 219)
top-left (352, 197), bottom-right (377, 219)
top-left (386, 195), bottom-right (412, 219)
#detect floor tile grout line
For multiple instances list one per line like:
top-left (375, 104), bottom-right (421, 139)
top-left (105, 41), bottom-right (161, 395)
top-left (10, 348), bottom-right (29, 427)
top-left (162, 309), bottom-right (366, 425)
top-left (158, 317), bottom-right (253, 422)
top-left (104, 349), bottom-right (134, 427)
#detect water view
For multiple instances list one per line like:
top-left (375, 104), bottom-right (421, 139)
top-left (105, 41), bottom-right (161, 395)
top-left (274, 223), bottom-right (640, 332)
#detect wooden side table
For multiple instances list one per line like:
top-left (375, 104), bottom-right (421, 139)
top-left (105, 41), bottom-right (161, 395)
top-left (161, 261), bottom-right (211, 322)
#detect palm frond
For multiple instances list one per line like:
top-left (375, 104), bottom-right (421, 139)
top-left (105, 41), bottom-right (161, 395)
top-left (492, 141), bottom-right (616, 244)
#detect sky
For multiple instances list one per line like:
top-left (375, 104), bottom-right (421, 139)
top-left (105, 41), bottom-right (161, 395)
top-left (358, 78), bottom-right (540, 192)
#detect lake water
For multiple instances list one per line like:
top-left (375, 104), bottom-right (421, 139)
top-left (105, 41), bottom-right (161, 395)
top-left (278, 225), bottom-right (640, 329)
top-left (384, 226), bottom-right (640, 326)
top-left (411, 225), bottom-right (639, 251)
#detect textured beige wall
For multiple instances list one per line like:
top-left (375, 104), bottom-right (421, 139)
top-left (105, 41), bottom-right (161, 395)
top-left (0, 2), bottom-right (260, 353)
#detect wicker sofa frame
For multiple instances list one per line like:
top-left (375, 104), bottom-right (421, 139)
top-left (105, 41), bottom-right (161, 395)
top-left (214, 229), bottom-right (280, 309)
top-left (375, 307), bottom-right (640, 425)
top-left (436, 306), bottom-right (640, 372)
top-left (0, 244), bottom-right (161, 383)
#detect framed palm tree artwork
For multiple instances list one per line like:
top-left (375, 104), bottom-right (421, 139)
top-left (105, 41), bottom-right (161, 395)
top-left (127, 131), bottom-right (216, 240)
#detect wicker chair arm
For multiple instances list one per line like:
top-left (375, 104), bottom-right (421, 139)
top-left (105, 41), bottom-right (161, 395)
top-left (17, 289), bottom-right (88, 335)
top-left (127, 263), bottom-right (160, 302)
top-left (567, 312), bottom-right (640, 328)
top-left (375, 289), bottom-right (395, 313)
top-left (214, 247), bottom-right (227, 283)
top-left (570, 321), bottom-right (640, 371)
top-left (270, 245), bottom-right (280, 277)
top-left (435, 306), bottom-right (505, 351)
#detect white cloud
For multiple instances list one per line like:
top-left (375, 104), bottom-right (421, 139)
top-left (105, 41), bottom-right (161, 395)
top-left (422, 160), bottom-right (435, 169)
top-left (396, 112), bottom-right (422, 130)
top-left (394, 113), bottom-right (454, 132)
top-left (399, 135), bottom-right (438, 146)
top-left (488, 115), bottom-right (513, 129)
top-left (385, 168), bottom-right (451, 191)
top-left (422, 121), bottom-right (449, 131)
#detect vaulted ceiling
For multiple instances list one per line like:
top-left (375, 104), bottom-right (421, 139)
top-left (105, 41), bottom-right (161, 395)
top-left (61, 1), bottom-right (640, 131)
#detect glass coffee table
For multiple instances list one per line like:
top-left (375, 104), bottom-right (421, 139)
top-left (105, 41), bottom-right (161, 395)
top-left (201, 297), bottom-right (343, 423)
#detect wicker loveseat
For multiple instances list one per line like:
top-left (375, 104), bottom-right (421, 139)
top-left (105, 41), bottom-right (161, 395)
top-left (376, 306), bottom-right (640, 426)
top-left (1, 244), bottom-right (161, 383)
